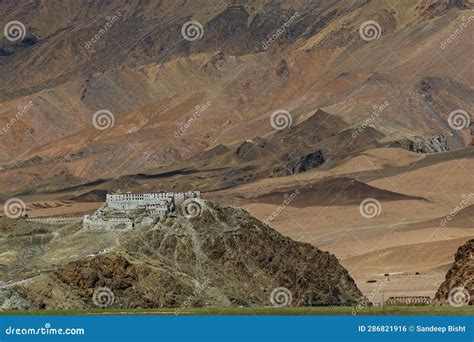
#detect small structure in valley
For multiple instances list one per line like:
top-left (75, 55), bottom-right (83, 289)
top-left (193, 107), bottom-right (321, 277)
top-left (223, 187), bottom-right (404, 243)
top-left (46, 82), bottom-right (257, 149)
top-left (385, 296), bottom-right (432, 305)
top-left (83, 191), bottom-right (201, 230)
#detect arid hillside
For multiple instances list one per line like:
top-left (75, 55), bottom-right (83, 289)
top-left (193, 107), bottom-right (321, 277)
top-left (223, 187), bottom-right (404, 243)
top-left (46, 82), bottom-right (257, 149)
top-left (0, 202), bottom-right (363, 309)
top-left (0, 0), bottom-right (473, 306)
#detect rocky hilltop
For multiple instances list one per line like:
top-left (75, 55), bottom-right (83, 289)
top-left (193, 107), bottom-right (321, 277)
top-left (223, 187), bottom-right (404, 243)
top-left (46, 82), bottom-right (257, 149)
top-left (0, 201), bottom-right (362, 310)
top-left (434, 239), bottom-right (473, 306)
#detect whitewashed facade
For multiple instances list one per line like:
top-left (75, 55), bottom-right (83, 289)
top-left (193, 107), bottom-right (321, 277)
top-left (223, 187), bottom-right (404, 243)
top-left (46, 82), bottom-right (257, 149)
top-left (83, 191), bottom-right (202, 230)
top-left (105, 191), bottom-right (201, 211)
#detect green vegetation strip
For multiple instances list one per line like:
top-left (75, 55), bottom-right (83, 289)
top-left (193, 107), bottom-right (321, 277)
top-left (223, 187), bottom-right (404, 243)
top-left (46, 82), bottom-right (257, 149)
top-left (1, 306), bottom-right (473, 316)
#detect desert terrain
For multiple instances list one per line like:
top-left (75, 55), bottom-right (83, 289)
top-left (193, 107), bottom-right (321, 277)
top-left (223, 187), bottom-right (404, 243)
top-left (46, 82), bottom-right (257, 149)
top-left (0, 0), bottom-right (473, 307)
top-left (5, 146), bottom-right (473, 302)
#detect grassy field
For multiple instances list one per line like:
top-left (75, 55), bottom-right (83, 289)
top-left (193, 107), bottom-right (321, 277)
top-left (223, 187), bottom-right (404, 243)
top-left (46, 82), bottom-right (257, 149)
top-left (0, 306), bottom-right (473, 316)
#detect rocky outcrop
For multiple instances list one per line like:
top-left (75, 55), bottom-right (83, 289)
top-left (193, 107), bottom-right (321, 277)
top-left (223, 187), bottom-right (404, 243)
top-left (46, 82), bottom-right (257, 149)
top-left (387, 134), bottom-right (448, 153)
top-left (275, 59), bottom-right (289, 77)
top-left (13, 155), bottom-right (43, 169)
top-left (272, 150), bottom-right (325, 176)
top-left (433, 239), bottom-right (473, 306)
top-left (296, 150), bottom-right (325, 172)
top-left (0, 286), bottom-right (32, 310)
top-left (200, 51), bottom-right (228, 77)
top-left (235, 137), bottom-right (268, 162)
top-left (0, 202), bottom-right (363, 309)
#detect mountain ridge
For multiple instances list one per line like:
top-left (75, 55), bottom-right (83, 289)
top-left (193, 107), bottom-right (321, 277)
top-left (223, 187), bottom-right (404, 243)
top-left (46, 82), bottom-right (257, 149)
top-left (0, 201), bottom-right (363, 309)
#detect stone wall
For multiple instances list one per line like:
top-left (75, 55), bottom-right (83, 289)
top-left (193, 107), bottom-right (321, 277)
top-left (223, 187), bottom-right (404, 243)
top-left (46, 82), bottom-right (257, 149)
top-left (26, 217), bottom-right (82, 224)
top-left (83, 215), bottom-right (134, 230)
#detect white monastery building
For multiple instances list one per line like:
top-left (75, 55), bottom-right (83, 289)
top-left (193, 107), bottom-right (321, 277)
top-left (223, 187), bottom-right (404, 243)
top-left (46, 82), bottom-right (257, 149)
top-left (83, 191), bottom-right (202, 230)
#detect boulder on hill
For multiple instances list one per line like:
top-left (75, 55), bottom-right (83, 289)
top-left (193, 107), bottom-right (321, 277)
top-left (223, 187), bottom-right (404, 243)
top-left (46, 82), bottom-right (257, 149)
top-left (433, 239), bottom-right (473, 306)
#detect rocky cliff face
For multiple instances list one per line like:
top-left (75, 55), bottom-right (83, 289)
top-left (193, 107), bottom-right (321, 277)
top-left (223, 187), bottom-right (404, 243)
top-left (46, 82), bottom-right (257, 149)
top-left (387, 134), bottom-right (449, 153)
top-left (434, 239), bottom-right (473, 306)
top-left (271, 150), bottom-right (325, 177)
top-left (0, 201), bottom-right (363, 310)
